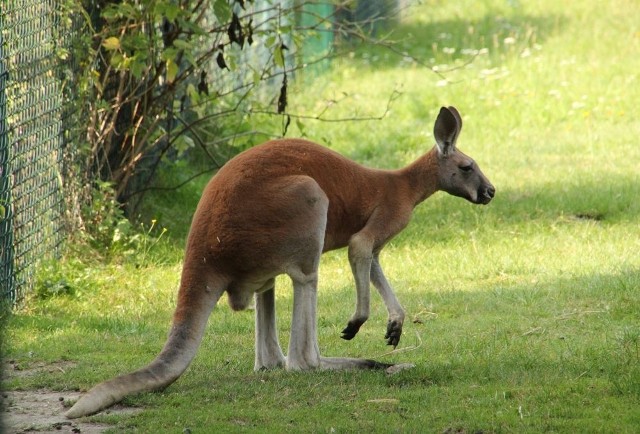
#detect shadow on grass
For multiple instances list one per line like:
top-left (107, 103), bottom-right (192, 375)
top-left (319, 267), bottom-right (639, 397)
top-left (343, 10), bottom-right (566, 69)
top-left (490, 173), bottom-right (640, 223)
top-left (406, 171), bottom-right (640, 241)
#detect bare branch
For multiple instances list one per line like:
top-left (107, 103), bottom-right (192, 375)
top-left (250, 87), bottom-right (403, 124)
top-left (123, 130), bottom-right (277, 199)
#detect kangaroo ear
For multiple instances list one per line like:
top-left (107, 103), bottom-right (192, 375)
top-left (433, 106), bottom-right (462, 156)
top-left (447, 106), bottom-right (462, 132)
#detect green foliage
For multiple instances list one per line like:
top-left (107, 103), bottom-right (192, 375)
top-left (80, 181), bottom-right (172, 267)
top-left (83, 181), bottom-right (136, 252)
top-left (34, 261), bottom-right (81, 299)
top-left (62, 0), bottom-right (339, 213)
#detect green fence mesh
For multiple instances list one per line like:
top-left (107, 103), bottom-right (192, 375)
top-left (0, 0), bottom-right (79, 305)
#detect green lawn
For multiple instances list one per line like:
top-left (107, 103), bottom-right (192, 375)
top-left (5, 0), bottom-right (640, 432)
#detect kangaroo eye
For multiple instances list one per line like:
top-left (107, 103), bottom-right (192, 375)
top-left (460, 164), bottom-right (473, 172)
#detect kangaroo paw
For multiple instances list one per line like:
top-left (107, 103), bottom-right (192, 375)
top-left (341, 320), bottom-right (364, 340)
top-left (384, 319), bottom-right (403, 347)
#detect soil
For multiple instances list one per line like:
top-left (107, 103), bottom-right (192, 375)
top-left (2, 360), bottom-right (140, 434)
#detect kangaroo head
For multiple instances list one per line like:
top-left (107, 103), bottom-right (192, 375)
top-left (433, 106), bottom-right (495, 205)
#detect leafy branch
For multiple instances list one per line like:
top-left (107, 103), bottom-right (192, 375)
top-left (61, 0), bottom-right (456, 215)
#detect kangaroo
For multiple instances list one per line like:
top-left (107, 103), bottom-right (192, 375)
top-left (65, 106), bottom-right (494, 419)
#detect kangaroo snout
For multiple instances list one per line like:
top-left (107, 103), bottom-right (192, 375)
top-left (478, 184), bottom-right (496, 204)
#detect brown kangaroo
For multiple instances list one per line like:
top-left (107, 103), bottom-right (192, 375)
top-left (65, 106), bottom-right (494, 418)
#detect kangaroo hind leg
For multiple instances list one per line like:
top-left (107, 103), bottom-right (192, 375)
top-left (254, 281), bottom-right (286, 370)
top-left (287, 263), bottom-right (391, 371)
top-left (281, 177), bottom-right (390, 371)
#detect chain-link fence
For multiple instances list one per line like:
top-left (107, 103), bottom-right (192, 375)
top-left (0, 0), bottom-right (80, 306)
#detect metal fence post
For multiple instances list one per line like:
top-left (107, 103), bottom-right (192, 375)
top-left (0, 21), bottom-right (16, 304)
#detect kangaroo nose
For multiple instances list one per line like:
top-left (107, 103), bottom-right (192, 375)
top-left (479, 185), bottom-right (495, 204)
top-left (487, 185), bottom-right (496, 198)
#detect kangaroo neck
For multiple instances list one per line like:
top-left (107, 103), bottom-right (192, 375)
top-left (397, 147), bottom-right (440, 207)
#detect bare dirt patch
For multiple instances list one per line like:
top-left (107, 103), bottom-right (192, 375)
top-left (3, 390), bottom-right (142, 434)
top-left (4, 390), bottom-right (112, 433)
top-left (3, 360), bottom-right (141, 433)
top-left (5, 360), bottom-right (77, 379)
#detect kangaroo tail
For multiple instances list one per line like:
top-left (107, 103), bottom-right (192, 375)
top-left (65, 281), bottom-right (223, 419)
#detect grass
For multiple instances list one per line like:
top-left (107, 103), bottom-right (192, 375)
top-left (5, 0), bottom-right (640, 432)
